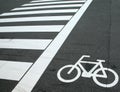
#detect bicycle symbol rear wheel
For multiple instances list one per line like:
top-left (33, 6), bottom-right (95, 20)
top-left (93, 68), bottom-right (119, 88)
top-left (57, 65), bottom-right (81, 83)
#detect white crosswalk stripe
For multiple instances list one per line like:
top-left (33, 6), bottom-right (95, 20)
top-left (0, 60), bottom-right (32, 81)
top-left (0, 16), bottom-right (72, 23)
top-left (0, 39), bottom-right (52, 50)
top-left (0, 0), bottom-right (92, 91)
top-left (0, 9), bottom-right (78, 16)
top-left (23, 1), bottom-right (85, 6)
top-left (31, 0), bottom-right (82, 3)
top-left (31, 0), bottom-right (58, 2)
top-left (12, 4), bottom-right (82, 11)
top-left (0, 25), bottom-right (64, 32)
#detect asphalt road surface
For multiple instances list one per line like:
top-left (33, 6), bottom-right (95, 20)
top-left (0, 0), bottom-right (120, 92)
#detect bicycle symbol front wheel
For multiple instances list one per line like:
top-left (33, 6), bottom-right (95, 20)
top-left (57, 65), bottom-right (81, 83)
top-left (93, 68), bottom-right (119, 88)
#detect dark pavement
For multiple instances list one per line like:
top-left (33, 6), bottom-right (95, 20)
top-left (0, 0), bottom-right (120, 92)
top-left (32, 0), bottom-right (120, 92)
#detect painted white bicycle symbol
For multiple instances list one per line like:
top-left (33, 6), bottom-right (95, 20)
top-left (57, 55), bottom-right (119, 88)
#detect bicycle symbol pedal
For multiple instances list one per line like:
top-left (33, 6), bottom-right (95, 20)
top-left (57, 55), bottom-right (119, 88)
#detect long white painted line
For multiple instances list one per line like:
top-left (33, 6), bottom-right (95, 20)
top-left (32, 0), bottom-right (57, 1)
top-left (0, 39), bottom-right (52, 50)
top-left (0, 16), bottom-right (72, 23)
top-left (12, 4), bottom-right (82, 11)
top-left (0, 60), bottom-right (32, 81)
top-left (31, 0), bottom-right (86, 3)
top-left (31, 0), bottom-right (60, 3)
top-left (0, 25), bottom-right (64, 32)
top-left (31, 0), bottom-right (59, 3)
top-left (0, 9), bottom-right (78, 16)
top-left (23, 1), bottom-right (85, 6)
top-left (12, 0), bottom-right (93, 92)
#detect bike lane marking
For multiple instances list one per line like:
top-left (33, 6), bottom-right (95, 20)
top-left (57, 55), bottom-right (119, 88)
top-left (12, 0), bottom-right (93, 92)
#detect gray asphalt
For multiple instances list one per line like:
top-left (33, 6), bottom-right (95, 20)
top-left (32, 0), bottom-right (120, 92)
top-left (0, 0), bottom-right (120, 92)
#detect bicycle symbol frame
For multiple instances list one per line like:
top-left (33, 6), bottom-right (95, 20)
top-left (57, 55), bottom-right (119, 88)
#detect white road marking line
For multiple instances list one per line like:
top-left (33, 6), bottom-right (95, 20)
top-left (0, 9), bottom-right (78, 16)
top-left (12, 0), bottom-right (93, 92)
top-left (31, 0), bottom-right (61, 3)
top-left (31, 0), bottom-right (86, 3)
top-left (0, 25), bottom-right (64, 32)
top-left (0, 39), bottom-right (52, 50)
top-left (23, 1), bottom-right (85, 6)
top-left (0, 60), bottom-right (32, 81)
top-left (12, 4), bottom-right (82, 11)
top-left (0, 16), bottom-right (72, 23)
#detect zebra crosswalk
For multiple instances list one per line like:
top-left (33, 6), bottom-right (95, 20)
top-left (0, 0), bottom-right (92, 92)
